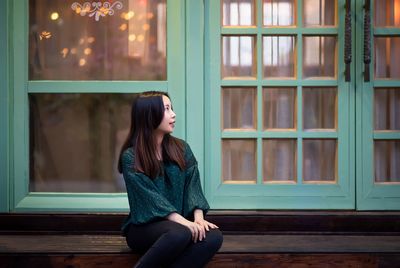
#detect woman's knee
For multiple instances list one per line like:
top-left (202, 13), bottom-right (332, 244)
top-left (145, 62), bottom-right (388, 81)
top-left (164, 222), bottom-right (192, 246)
top-left (206, 228), bottom-right (223, 251)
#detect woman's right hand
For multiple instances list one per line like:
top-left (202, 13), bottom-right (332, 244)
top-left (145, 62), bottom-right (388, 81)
top-left (167, 212), bottom-right (206, 243)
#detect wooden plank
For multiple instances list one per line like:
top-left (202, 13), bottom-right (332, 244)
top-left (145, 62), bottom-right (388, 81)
top-left (1, 235), bottom-right (400, 254)
top-left (2, 254), bottom-right (400, 268)
top-left (1, 212), bottom-right (400, 234)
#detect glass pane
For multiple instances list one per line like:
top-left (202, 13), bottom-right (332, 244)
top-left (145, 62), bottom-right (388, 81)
top-left (375, 0), bottom-right (400, 27)
top-left (303, 87), bottom-right (337, 130)
top-left (222, 139), bottom-right (256, 182)
top-left (263, 87), bottom-right (296, 129)
top-left (303, 139), bottom-right (337, 182)
top-left (303, 36), bottom-right (336, 78)
top-left (29, 0), bottom-right (166, 80)
top-left (303, 0), bottom-right (336, 27)
top-left (374, 140), bottom-right (400, 183)
top-left (222, 87), bottom-right (256, 130)
top-left (263, 36), bottom-right (295, 78)
top-left (263, 139), bottom-right (297, 182)
top-left (263, 0), bottom-right (295, 26)
top-left (29, 93), bottom-right (135, 192)
top-left (374, 88), bottom-right (400, 131)
top-left (374, 37), bottom-right (400, 79)
top-left (222, 36), bottom-right (256, 78)
top-left (222, 0), bottom-right (255, 26)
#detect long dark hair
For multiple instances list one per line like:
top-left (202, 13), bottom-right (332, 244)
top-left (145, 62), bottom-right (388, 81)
top-left (118, 91), bottom-right (185, 178)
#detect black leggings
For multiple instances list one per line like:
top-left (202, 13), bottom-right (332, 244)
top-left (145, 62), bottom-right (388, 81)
top-left (125, 220), bottom-right (223, 268)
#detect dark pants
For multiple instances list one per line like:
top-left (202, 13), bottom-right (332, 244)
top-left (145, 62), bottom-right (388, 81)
top-left (125, 220), bottom-right (223, 268)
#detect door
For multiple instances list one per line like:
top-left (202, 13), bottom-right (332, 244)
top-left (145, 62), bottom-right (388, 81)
top-left (205, 0), bottom-right (354, 209)
top-left (356, 0), bottom-right (400, 210)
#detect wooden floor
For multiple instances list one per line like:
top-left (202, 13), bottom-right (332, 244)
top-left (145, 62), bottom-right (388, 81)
top-left (1, 234), bottom-right (400, 267)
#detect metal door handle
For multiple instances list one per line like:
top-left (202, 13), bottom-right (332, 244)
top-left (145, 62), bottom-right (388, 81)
top-left (364, 0), bottom-right (371, 82)
top-left (344, 0), bottom-right (352, 82)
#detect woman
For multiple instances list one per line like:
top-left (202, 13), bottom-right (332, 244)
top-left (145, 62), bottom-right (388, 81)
top-left (119, 91), bottom-right (223, 268)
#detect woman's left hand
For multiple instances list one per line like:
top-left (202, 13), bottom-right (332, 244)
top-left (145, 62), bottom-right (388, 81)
top-left (194, 219), bottom-right (219, 232)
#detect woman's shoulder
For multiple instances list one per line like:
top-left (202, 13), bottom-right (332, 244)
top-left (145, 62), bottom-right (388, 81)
top-left (121, 147), bottom-right (135, 169)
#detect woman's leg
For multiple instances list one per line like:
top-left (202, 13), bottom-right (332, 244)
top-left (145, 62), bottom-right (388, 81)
top-left (126, 220), bottom-right (192, 268)
top-left (170, 228), bottom-right (223, 268)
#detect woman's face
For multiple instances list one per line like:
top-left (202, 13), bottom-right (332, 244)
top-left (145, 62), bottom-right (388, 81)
top-left (156, 95), bottom-right (176, 134)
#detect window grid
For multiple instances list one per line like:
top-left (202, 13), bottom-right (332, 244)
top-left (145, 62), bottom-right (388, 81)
top-left (220, 0), bottom-right (338, 184)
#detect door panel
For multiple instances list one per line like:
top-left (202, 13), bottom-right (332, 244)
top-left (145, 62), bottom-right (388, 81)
top-left (205, 0), bottom-right (354, 209)
top-left (356, 0), bottom-right (400, 210)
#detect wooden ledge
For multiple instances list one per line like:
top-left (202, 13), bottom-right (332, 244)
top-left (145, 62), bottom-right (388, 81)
top-left (1, 234), bottom-right (400, 254)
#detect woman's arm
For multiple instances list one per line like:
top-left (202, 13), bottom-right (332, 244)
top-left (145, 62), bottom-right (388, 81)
top-left (193, 209), bottom-right (219, 232)
top-left (167, 212), bottom-right (205, 243)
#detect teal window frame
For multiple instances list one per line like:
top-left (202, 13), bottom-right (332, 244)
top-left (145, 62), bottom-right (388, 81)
top-left (355, 0), bottom-right (400, 210)
top-left (0, 0), bottom-right (10, 212)
top-left (204, 0), bottom-right (355, 209)
top-left (9, 0), bottom-right (194, 212)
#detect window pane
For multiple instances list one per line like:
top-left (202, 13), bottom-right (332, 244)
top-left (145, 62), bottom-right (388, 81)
top-left (374, 37), bottom-right (400, 79)
top-left (29, 93), bottom-right (135, 192)
top-left (222, 139), bottom-right (256, 183)
top-left (375, 0), bottom-right (400, 27)
top-left (263, 36), bottom-right (295, 78)
top-left (222, 87), bottom-right (256, 130)
top-left (303, 87), bottom-right (337, 130)
top-left (263, 0), bottom-right (295, 26)
top-left (29, 0), bottom-right (166, 80)
top-left (263, 139), bottom-right (297, 182)
top-left (263, 87), bottom-right (296, 129)
top-left (222, 36), bottom-right (256, 78)
top-left (222, 0), bottom-right (255, 26)
top-left (303, 0), bottom-right (336, 27)
top-left (374, 88), bottom-right (400, 131)
top-left (303, 139), bottom-right (337, 182)
top-left (303, 36), bottom-right (336, 78)
top-left (374, 140), bottom-right (400, 183)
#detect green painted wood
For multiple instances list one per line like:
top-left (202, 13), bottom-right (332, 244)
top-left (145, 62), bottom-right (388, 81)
top-left (11, 0), bottom-right (187, 212)
top-left (12, 0), bottom-right (29, 211)
top-left (186, 0), bottom-right (206, 188)
top-left (205, 0), bottom-right (354, 209)
top-left (14, 194), bottom-right (129, 212)
top-left (0, 0), bottom-right (10, 212)
top-left (166, 0), bottom-right (186, 140)
top-left (28, 81), bottom-right (168, 93)
top-left (356, 0), bottom-right (400, 210)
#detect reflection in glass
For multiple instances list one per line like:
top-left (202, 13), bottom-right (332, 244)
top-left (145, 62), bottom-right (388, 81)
top-left (303, 139), bottom-right (337, 182)
top-left (374, 88), bottom-right (400, 131)
top-left (222, 0), bottom-right (255, 26)
top-left (263, 139), bottom-right (296, 182)
top-left (29, 0), bottom-right (166, 80)
top-left (303, 36), bottom-right (336, 78)
top-left (375, 0), bottom-right (400, 27)
top-left (222, 36), bottom-right (256, 78)
top-left (222, 87), bottom-right (256, 130)
top-left (263, 36), bottom-right (295, 78)
top-left (29, 93), bottom-right (135, 192)
top-left (263, 87), bottom-right (296, 129)
top-left (375, 37), bottom-right (400, 79)
top-left (375, 140), bottom-right (400, 182)
top-left (263, 0), bottom-right (295, 26)
top-left (222, 139), bottom-right (256, 182)
top-left (303, 0), bottom-right (336, 26)
top-left (303, 87), bottom-right (337, 130)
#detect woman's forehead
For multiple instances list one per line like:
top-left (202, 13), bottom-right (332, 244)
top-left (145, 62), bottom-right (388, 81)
top-left (162, 95), bottom-right (171, 105)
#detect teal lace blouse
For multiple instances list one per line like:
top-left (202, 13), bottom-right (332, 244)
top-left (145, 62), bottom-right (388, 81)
top-left (121, 140), bottom-right (210, 232)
